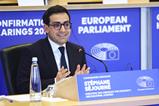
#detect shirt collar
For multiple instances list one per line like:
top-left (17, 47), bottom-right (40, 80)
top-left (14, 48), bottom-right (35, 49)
top-left (48, 37), bottom-right (66, 52)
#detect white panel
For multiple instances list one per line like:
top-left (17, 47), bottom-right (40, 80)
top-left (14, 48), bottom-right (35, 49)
top-left (17, 0), bottom-right (44, 6)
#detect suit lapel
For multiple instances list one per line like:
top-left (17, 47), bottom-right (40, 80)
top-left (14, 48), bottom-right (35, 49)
top-left (41, 38), bottom-right (58, 74)
top-left (66, 42), bottom-right (76, 75)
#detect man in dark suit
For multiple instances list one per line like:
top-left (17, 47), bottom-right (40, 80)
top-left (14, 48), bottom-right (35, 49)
top-left (16, 5), bottom-right (90, 94)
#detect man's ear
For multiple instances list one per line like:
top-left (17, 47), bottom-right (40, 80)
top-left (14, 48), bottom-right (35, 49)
top-left (43, 24), bottom-right (49, 33)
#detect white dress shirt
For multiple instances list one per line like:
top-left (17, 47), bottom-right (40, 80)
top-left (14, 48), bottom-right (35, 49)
top-left (48, 37), bottom-right (69, 71)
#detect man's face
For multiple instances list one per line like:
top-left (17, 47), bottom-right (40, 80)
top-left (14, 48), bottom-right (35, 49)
top-left (44, 13), bottom-right (71, 45)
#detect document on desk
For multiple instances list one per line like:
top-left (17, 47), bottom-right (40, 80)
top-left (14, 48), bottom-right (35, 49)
top-left (0, 94), bottom-right (68, 102)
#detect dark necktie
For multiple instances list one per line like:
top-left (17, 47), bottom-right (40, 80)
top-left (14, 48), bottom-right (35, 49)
top-left (58, 46), bottom-right (67, 69)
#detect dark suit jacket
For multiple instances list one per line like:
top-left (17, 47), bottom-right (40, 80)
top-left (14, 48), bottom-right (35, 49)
top-left (16, 37), bottom-right (86, 94)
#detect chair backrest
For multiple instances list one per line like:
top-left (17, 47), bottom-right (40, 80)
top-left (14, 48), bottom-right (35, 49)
top-left (0, 43), bottom-right (31, 95)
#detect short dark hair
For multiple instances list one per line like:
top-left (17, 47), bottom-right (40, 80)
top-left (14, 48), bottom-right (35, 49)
top-left (42, 5), bottom-right (71, 25)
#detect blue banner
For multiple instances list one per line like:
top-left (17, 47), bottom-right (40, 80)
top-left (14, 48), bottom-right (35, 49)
top-left (0, 10), bottom-right (45, 95)
top-left (151, 7), bottom-right (159, 69)
top-left (69, 8), bottom-right (141, 73)
top-left (77, 69), bottom-right (159, 101)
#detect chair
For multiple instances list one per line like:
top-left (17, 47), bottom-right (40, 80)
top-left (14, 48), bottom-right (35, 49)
top-left (0, 43), bottom-right (31, 95)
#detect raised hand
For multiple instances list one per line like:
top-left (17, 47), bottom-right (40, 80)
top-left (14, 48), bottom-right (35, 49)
top-left (54, 66), bottom-right (71, 83)
top-left (75, 64), bottom-right (90, 75)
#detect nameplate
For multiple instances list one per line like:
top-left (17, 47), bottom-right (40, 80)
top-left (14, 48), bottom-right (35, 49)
top-left (76, 69), bottom-right (159, 101)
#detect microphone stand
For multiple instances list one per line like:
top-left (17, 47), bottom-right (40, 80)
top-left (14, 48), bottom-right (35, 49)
top-left (78, 48), bottom-right (108, 72)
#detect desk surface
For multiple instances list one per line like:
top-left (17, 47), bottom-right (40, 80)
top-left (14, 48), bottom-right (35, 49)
top-left (0, 94), bottom-right (159, 106)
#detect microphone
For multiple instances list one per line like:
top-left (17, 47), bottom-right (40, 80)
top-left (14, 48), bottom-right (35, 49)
top-left (126, 63), bottom-right (133, 71)
top-left (78, 48), bottom-right (108, 72)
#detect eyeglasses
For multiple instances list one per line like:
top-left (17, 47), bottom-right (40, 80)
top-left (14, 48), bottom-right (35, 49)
top-left (49, 21), bottom-right (71, 30)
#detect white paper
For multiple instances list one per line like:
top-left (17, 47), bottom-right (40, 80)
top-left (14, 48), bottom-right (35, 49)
top-left (0, 94), bottom-right (68, 102)
top-left (103, 0), bottom-right (128, 4)
top-left (17, 0), bottom-right (44, 6)
top-left (42, 97), bottom-right (67, 102)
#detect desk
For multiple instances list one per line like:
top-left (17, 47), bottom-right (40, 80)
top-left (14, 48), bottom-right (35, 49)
top-left (0, 94), bottom-right (159, 106)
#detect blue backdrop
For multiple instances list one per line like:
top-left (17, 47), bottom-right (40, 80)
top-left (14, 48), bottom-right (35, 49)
top-left (69, 8), bottom-right (140, 73)
top-left (151, 7), bottom-right (159, 69)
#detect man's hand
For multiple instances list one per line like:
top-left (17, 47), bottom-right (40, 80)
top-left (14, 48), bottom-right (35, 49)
top-left (54, 66), bottom-right (71, 83)
top-left (75, 64), bottom-right (90, 75)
